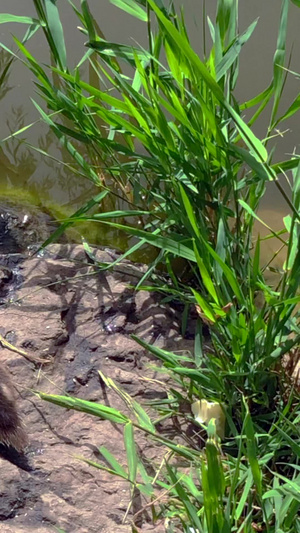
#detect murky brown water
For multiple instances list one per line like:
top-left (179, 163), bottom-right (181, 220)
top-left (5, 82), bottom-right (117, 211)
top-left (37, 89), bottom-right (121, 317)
top-left (0, 0), bottom-right (299, 264)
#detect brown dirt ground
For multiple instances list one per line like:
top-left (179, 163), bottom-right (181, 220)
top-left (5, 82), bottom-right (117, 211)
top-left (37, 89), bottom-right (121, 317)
top-left (0, 244), bottom-right (195, 533)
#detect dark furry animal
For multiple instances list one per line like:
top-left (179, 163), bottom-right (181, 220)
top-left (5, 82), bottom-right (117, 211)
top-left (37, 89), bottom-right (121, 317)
top-left (0, 364), bottom-right (27, 451)
top-left (0, 364), bottom-right (31, 470)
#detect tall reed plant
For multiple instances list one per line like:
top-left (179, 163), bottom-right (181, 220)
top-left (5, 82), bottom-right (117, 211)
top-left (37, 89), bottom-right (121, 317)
top-left (0, 0), bottom-right (300, 530)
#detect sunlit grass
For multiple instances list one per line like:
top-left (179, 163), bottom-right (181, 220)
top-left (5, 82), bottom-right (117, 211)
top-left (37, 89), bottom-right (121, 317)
top-left (0, 0), bottom-right (300, 530)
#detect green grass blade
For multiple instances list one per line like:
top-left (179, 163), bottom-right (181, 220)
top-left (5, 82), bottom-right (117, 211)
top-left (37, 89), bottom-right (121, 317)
top-left (98, 445), bottom-right (128, 478)
top-left (243, 398), bottom-right (262, 497)
top-left (216, 19), bottom-right (258, 81)
top-left (270, 0), bottom-right (289, 127)
top-left (78, 210), bottom-right (150, 221)
top-left (87, 40), bottom-right (150, 66)
top-left (30, 99), bottom-right (100, 183)
top-left (273, 424), bottom-right (300, 457)
top-left (241, 83), bottom-right (273, 110)
top-left (146, 0), bottom-right (268, 163)
top-left (193, 244), bottom-right (220, 305)
top-left (191, 288), bottom-right (216, 323)
top-left (109, 0), bottom-right (148, 21)
top-left (124, 422), bottom-right (137, 483)
top-left (194, 320), bottom-right (203, 368)
top-left (1, 120), bottom-right (39, 143)
top-left (86, 220), bottom-right (196, 262)
top-left (13, 37), bottom-right (51, 84)
top-left (98, 371), bottom-right (156, 432)
top-left (199, 235), bottom-right (245, 304)
top-left (166, 465), bottom-right (203, 531)
top-left (44, 0), bottom-right (67, 70)
top-left (76, 455), bottom-right (129, 480)
top-left (235, 470), bottom-right (253, 521)
top-left (132, 335), bottom-right (193, 366)
top-left (37, 392), bottom-right (129, 424)
top-left (253, 235), bottom-right (261, 282)
top-left (275, 93), bottom-right (300, 126)
top-left (239, 199), bottom-right (287, 246)
top-left (0, 14), bottom-right (42, 25)
top-left (39, 190), bottom-right (109, 249)
top-left (81, 0), bottom-right (96, 41)
top-left (179, 183), bottom-right (201, 239)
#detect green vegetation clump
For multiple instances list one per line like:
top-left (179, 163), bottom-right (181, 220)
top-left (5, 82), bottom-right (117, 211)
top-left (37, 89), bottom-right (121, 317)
top-left (1, 0), bottom-right (300, 531)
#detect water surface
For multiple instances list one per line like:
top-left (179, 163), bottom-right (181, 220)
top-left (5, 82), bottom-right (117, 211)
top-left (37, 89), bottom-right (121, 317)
top-left (0, 0), bottom-right (299, 264)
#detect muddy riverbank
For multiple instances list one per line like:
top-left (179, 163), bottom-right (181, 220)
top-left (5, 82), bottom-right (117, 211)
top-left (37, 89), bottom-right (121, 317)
top-left (0, 243), bottom-right (195, 532)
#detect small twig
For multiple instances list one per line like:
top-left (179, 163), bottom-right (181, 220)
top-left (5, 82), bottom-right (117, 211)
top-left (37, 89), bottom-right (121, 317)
top-left (0, 334), bottom-right (51, 365)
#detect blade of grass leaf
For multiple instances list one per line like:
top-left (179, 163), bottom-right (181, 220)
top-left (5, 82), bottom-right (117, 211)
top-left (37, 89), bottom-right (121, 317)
top-left (146, 0), bottom-right (268, 163)
top-left (270, 0), bottom-right (289, 127)
top-left (109, 0), bottom-right (148, 21)
top-left (132, 335), bottom-right (192, 366)
top-left (98, 445), bottom-right (128, 478)
top-left (198, 234), bottom-right (245, 304)
top-left (38, 190), bottom-right (109, 250)
top-left (30, 99), bottom-right (100, 183)
top-left (216, 19), bottom-right (258, 81)
top-left (124, 422), bottom-right (137, 484)
top-left (239, 199), bottom-right (287, 246)
top-left (82, 220), bottom-right (197, 262)
top-left (166, 464), bottom-right (203, 531)
top-left (76, 455), bottom-right (130, 480)
top-left (0, 14), bottom-right (42, 25)
top-left (37, 392), bottom-right (129, 424)
top-left (43, 0), bottom-right (67, 70)
top-left (98, 371), bottom-right (155, 432)
top-left (243, 398), bottom-right (262, 498)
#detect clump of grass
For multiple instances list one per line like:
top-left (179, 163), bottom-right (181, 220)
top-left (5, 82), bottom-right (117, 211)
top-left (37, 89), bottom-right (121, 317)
top-left (1, 0), bottom-right (300, 530)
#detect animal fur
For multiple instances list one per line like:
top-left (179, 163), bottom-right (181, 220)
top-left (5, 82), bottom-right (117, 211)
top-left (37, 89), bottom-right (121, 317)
top-left (0, 364), bottom-right (27, 452)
